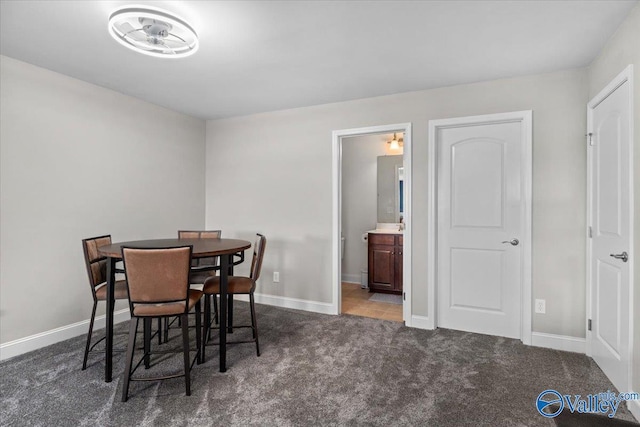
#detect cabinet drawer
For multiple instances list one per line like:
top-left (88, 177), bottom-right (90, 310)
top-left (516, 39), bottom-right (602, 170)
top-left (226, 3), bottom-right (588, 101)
top-left (397, 235), bottom-right (403, 246)
top-left (368, 233), bottom-right (395, 245)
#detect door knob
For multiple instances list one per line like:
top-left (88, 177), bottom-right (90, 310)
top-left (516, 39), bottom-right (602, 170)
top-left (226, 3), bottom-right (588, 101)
top-left (610, 252), bottom-right (628, 263)
top-left (501, 239), bottom-right (519, 246)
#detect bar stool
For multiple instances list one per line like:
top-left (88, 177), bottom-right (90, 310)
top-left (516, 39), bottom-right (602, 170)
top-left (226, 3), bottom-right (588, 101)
top-left (201, 234), bottom-right (266, 361)
top-left (81, 235), bottom-right (129, 370)
top-left (120, 245), bottom-right (202, 402)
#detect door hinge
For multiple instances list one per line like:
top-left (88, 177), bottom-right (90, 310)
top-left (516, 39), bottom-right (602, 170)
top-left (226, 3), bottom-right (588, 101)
top-left (403, 292), bottom-right (406, 301)
top-left (588, 319), bottom-right (592, 331)
top-left (588, 226), bottom-right (593, 238)
top-left (587, 132), bottom-right (594, 146)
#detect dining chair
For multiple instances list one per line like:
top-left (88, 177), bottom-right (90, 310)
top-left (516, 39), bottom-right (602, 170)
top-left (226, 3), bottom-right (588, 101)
top-left (81, 235), bottom-right (129, 370)
top-left (120, 245), bottom-right (202, 402)
top-left (177, 230), bottom-right (222, 332)
top-left (201, 233), bottom-right (266, 361)
top-left (178, 230), bottom-right (222, 277)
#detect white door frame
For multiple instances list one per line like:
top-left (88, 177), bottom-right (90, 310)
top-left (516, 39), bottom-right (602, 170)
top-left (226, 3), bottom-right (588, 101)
top-left (427, 111), bottom-right (533, 344)
top-left (586, 64), bottom-right (634, 393)
top-left (332, 123), bottom-right (413, 325)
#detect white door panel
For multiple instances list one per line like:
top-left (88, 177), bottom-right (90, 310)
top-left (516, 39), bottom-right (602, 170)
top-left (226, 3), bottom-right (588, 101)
top-left (589, 72), bottom-right (632, 392)
top-left (596, 260), bottom-right (621, 356)
top-left (450, 247), bottom-right (504, 312)
top-left (597, 112), bottom-right (623, 236)
top-left (451, 139), bottom-right (505, 228)
top-left (437, 120), bottom-right (524, 339)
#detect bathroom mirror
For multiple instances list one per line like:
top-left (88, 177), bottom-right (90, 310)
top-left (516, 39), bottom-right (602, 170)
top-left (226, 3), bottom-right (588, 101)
top-left (377, 155), bottom-right (404, 223)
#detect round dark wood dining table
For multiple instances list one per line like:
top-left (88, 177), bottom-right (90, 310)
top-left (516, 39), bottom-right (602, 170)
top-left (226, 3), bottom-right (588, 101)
top-left (98, 238), bottom-right (252, 382)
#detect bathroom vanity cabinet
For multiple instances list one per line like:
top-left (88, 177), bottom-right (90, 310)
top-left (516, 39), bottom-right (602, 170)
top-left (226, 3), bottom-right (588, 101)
top-left (367, 233), bottom-right (403, 294)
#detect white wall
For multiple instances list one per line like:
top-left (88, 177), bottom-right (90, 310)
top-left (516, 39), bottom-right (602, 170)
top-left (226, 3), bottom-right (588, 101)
top-left (587, 2), bottom-right (640, 400)
top-left (205, 67), bottom-right (588, 337)
top-left (340, 134), bottom-right (392, 283)
top-left (0, 56), bottom-right (206, 344)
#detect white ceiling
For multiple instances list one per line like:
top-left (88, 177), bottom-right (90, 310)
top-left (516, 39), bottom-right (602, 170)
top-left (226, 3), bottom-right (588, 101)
top-left (0, 1), bottom-right (636, 120)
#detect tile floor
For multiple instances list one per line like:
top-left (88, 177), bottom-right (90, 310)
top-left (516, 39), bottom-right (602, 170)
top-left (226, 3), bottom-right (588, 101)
top-left (341, 282), bottom-right (403, 322)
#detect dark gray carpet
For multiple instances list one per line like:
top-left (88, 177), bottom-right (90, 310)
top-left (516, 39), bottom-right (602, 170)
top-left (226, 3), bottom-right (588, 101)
top-left (1, 302), bottom-right (637, 426)
top-left (554, 408), bottom-right (639, 426)
top-left (368, 293), bottom-right (403, 305)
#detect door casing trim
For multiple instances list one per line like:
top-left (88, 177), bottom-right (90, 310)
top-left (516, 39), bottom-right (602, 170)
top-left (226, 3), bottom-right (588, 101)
top-left (427, 111), bottom-right (533, 344)
top-left (331, 123), bottom-right (413, 324)
top-left (586, 64), bottom-right (634, 394)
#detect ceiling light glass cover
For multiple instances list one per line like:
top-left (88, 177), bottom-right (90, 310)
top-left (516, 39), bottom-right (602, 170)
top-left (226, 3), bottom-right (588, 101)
top-left (108, 6), bottom-right (198, 58)
top-left (388, 133), bottom-right (403, 150)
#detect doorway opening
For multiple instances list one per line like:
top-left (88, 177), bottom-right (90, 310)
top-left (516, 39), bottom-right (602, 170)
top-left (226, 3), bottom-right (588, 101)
top-left (332, 123), bottom-right (412, 325)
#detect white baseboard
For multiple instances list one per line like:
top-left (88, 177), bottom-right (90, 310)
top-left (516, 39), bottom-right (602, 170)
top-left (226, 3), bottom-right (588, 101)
top-left (341, 274), bottom-right (361, 284)
top-left (0, 309), bottom-right (131, 362)
top-left (410, 315), bottom-right (434, 330)
top-left (530, 332), bottom-right (586, 354)
top-left (401, 322), bottom-right (586, 353)
top-left (628, 396), bottom-right (640, 422)
top-left (233, 293), bottom-right (335, 315)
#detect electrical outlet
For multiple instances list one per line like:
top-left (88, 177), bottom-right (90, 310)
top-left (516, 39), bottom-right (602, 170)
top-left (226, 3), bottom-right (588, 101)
top-left (535, 299), bottom-right (546, 314)
top-left (273, 271), bottom-right (280, 283)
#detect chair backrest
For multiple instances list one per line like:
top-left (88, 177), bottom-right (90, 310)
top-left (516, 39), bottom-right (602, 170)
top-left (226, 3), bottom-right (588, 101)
top-left (178, 230), bottom-right (221, 239)
top-left (250, 234), bottom-right (267, 281)
top-left (82, 234), bottom-right (112, 297)
top-left (178, 230), bottom-right (221, 267)
top-left (121, 246), bottom-right (192, 307)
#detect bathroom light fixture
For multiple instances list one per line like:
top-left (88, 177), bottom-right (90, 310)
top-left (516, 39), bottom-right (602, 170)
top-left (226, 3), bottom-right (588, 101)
top-left (108, 6), bottom-right (198, 58)
top-left (387, 133), bottom-right (404, 150)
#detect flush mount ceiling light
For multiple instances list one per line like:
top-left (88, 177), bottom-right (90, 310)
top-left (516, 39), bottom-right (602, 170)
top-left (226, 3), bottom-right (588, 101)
top-left (108, 6), bottom-right (198, 58)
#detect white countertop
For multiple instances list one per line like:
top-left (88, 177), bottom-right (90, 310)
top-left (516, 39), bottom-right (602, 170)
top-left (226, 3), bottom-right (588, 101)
top-left (367, 229), bottom-right (403, 234)
top-left (367, 223), bottom-right (403, 234)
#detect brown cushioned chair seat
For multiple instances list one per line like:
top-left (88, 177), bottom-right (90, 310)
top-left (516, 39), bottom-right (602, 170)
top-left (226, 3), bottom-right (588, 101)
top-left (203, 276), bottom-right (254, 294)
top-left (133, 289), bottom-right (203, 317)
top-left (95, 280), bottom-right (128, 300)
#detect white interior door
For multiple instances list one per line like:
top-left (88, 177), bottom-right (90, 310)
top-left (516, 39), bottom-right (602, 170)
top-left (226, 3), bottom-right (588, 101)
top-left (436, 114), bottom-right (530, 339)
top-left (588, 68), bottom-right (633, 392)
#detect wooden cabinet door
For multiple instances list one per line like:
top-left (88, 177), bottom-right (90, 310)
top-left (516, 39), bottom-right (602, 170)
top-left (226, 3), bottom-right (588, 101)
top-left (368, 244), bottom-right (395, 290)
top-left (394, 244), bottom-right (403, 292)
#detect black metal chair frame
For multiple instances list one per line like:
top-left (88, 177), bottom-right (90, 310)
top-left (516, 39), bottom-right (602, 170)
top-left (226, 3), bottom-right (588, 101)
top-left (201, 234), bottom-right (265, 361)
top-left (200, 250), bottom-right (246, 344)
top-left (120, 245), bottom-right (202, 402)
top-left (161, 251), bottom-right (245, 342)
top-left (82, 235), bottom-right (132, 370)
